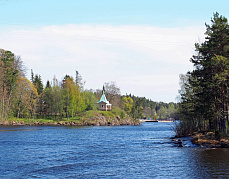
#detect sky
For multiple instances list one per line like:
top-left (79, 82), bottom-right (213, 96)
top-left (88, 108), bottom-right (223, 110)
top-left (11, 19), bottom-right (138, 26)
top-left (1, 0), bottom-right (229, 102)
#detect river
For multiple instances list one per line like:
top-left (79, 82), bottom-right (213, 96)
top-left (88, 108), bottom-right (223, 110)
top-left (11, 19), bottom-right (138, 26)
top-left (0, 122), bottom-right (229, 178)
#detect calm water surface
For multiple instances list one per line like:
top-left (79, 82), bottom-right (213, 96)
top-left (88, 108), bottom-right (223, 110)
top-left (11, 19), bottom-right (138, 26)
top-left (0, 122), bottom-right (229, 178)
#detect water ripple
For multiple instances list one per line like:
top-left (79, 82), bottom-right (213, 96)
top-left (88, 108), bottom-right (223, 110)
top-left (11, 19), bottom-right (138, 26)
top-left (0, 123), bottom-right (229, 178)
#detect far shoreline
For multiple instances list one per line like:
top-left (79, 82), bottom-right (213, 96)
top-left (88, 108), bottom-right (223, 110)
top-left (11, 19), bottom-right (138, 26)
top-left (0, 122), bottom-right (140, 127)
top-left (0, 115), bottom-right (141, 127)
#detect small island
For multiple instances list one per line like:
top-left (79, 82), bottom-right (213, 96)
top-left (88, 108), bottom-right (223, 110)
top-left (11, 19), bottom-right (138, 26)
top-left (0, 50), bottom-right (177, 126)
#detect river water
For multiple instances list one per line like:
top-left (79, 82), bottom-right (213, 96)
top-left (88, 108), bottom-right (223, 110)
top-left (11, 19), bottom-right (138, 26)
top-left (0, 122), bottom-right (229, 178)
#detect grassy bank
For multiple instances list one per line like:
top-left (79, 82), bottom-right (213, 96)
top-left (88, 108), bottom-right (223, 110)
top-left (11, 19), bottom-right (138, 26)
top-left (0, 108), bottom-right (140, 126)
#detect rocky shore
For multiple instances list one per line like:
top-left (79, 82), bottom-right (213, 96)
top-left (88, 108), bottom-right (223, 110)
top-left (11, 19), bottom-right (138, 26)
top-left (172, 132), bottom-right (229, 148)
top-left (190, 132), bottom-right (229, 148)
top-left (82, 114), bottom-right (140, 126)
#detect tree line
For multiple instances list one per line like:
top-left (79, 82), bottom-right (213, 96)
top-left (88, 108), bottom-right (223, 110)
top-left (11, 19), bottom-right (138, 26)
top-left (177, 12), bottom-right (229, 137)
top-left (122, 94), bottom-right (177, 120)
top-left (0, 51), bottom-right (98, 121)
top-left (0, 49), bottom-right (177, 122)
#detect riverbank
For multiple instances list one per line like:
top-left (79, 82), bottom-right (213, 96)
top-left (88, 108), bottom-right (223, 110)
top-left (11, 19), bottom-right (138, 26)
top-left (0, 110), bottom-right (140, 126)
top-left (172, 132), bottom-right (229, 148)
top-left (190, 132), bottom-right (229, 148)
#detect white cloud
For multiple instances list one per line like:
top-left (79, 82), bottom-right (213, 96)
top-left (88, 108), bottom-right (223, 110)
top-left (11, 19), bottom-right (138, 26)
top-left (0, 24), bottom-right (205, 102)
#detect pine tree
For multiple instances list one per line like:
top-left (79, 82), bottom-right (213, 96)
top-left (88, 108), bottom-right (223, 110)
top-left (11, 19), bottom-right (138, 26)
top-left (33, 74), bottom-right (43, 95)
top-left (178, 12), bottom-right (229, 135)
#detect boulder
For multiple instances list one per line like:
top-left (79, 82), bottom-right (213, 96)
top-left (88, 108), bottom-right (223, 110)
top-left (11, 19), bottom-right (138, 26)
top-left (191, 137), bottom-right (199, 144)
top-left (3, 121), bottom-right (9, 125)
top-left (220, 139), bottom-right (229, 148)
top-left (177, 139), bottom-right (183, 147)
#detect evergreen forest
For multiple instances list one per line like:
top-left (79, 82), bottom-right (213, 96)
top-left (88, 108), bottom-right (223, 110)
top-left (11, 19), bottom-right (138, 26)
top-left (177, 12), bottom-right (229, 137)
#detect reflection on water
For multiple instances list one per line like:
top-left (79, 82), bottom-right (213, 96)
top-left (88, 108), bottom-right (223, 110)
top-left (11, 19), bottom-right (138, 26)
top-left (0, 123), bottom-right (228, 178)
top-left (196, 148), bottom-right (229, 178)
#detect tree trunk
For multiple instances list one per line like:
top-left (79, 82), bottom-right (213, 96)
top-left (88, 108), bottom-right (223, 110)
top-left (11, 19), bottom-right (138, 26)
top-left (1, 81), bottom-right (5, 121)
top-left (17, 100), bottom-right (21, 118)
top-left (5, 89), bottom-right (14, 121)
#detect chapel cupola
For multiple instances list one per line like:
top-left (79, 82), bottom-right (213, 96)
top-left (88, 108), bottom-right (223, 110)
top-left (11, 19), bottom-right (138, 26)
top-left (98, 89), bottom-right (111, 111)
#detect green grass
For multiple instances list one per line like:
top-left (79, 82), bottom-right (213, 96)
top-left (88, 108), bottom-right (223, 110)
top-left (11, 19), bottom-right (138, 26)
top-left (4, 108), bottom-right (130, 125)
top-left (5, 117), bottom-right (54, 124)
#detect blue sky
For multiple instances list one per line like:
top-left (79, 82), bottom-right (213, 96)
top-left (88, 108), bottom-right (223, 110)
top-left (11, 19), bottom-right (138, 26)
top-left (1, 0), bottom-right (229, 102)
top-left (1, 0), bottom-right (229, 26)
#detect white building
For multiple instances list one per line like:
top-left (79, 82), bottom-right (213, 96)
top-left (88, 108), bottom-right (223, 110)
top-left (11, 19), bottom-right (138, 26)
top-left (98, 91), bottom-right (112, 111)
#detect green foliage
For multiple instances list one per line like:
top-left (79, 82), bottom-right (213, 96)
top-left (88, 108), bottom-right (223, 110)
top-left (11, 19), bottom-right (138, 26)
top-left (34, 73), bottom-right (98, 120)
top-left (33, 74), bottom-right (43, 95)
top-left (178, 12), bottom-right (229, 136)
top-left (82, 90), bottom-right (98, 110)
top-left (62, 75), bottom-right (78, 119)
top-left (122, 94), bottom-right (177, 119)
top-left (45, 80), bottom-right (51, 89)
top-left (1, 49), bottom-right (177, 124)
top-left (110, 107), bottom-right (126, 117)
top-left (98, 107), bottom-right (127, 119)
top-left (122, 96), bottom-right (133, 115)
top-left (0, 49), bottom-right (21, 120)
top-left (131, 98), bottom-right (144, 119)
top-left (14, 77), bottom-right (38, 118)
